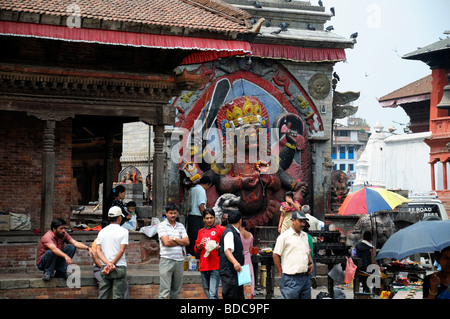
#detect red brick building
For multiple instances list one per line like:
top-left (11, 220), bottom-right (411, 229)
top-left (380, 37), bottom-right (450, 210)
top-left (379, 74), bottom-right (432, 134)
top-left (403, 38), bottom-right (450, 204)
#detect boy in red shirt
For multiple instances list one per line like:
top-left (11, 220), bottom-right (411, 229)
top-left (195, 208), bottom-right (225, 299)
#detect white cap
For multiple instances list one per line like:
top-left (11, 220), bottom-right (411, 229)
top-left (108, 206), bottom-right (122, 218)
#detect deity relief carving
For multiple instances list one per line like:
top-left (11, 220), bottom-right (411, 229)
top-left (172, 60), bottom-right (325, 228)
top-left (330, 170), bottom-right (349, 213)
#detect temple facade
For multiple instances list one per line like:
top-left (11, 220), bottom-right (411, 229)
top-left (122, 0), bottom-right (355, 224)
top-left (403, 35), bottom-right (450, 211)
top-left (0, 0), bottom-right (255, 231)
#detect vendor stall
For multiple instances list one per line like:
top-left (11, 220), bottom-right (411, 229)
top-left (382, 259), bottom-right (428, 299)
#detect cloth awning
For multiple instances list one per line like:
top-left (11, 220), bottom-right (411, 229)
top-left (182, 42), bottom-right (346, 64)
top-left (250, 43), bottom-right (346, 62)
top-left (0, 21), bottom-right (252, 55)
top-left (1, 21), bottom-right (346, 64)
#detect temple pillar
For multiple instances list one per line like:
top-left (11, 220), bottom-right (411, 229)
top-left (443, 157), bottom-right (450, 191)
top-left (430, 159), bottom-right (438, 191)
top-left (102, 128), bottom-right (114, 225)
top-left (41, 119), bottom-right (55, 232)
top-left (152, 124), bottom-right (165, 219)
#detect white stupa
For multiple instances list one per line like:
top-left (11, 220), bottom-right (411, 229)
top-left (354, 121), bottom-right (386, 188)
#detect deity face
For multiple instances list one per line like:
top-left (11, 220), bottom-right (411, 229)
top-left (308, 73), bottom-right (331, 100)
top-left (313, 79), bottom-right (327, 95)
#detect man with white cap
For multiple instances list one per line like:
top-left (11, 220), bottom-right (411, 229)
top-left (96, 206), bottom-right (129, 299)
top-left (273, 210), bottom-right (314, 299)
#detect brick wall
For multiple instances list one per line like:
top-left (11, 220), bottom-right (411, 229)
top-left (0, 233), bottom-right (160, 272)
top-left (0, 111), bottom-right (73, 230)
top-left (0, 111), bottom-right (43, 228)
top-left (0, 231), bottom-right (256, 299)
top-left (0, 282), bottom-right (252, 299)
top-left (1, 285), bottom-right (204, 299)
top-left (0, 243), bottom-right (38, 273)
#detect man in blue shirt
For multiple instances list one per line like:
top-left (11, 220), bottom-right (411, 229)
top-left (187, 175), bottom-right (212, 257)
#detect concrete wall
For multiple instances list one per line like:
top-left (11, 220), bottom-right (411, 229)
top-left (384, 132), bottom-right (432, 193)
top-left (281, 61), bottom-right (334, 219)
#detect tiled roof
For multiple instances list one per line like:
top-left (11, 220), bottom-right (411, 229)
top-left (403, 38), bottom-right (450, 60)
top-left (0, 0), bottom-right (251, 34)
top-left (378, 75), bottom-right (432, 102)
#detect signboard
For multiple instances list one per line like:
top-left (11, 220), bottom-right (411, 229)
top-left (408, 204), bottom-right (442, 220)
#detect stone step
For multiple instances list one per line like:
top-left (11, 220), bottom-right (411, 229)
top-left (314, 275), bottom-right (329, 287)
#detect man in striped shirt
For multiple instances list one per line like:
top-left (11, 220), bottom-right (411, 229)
top-left (157, 203), bottom-right (189, 299)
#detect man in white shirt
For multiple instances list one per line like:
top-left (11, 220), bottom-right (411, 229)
top-left (187, 175), bottom-right (212, 257)
top-left (158, 203), bottom-right (189, 299)
top-left (302, 205), bottom-right (320, 231)
top-left (273, 211), bottom-right (314, 299)
top-left (96, 206), bottom-right (129, 299)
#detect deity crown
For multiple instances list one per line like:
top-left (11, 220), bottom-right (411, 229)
top-left (224, 98), bottom-right (264, 127)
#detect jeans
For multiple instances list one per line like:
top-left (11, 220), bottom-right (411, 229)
top-left (280, 273), bottom-right (311, 299)
top-left (98, 265), bottom-right (127, 299)
top-left (38, 244), bottom-right (76, 276)
top-left (159, 257), bottom-right (184, 299)
top-left (200, 270), bottom-right (220, 299)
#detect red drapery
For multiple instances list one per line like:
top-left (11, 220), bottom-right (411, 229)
top-left (182, 42), bottom-right (346, 64)
top-left (0, 21), bottom-right (252, 55)
top-left (250, 43), bottom-right (346, 62)
top-left (0, 21), bottom-right (346, 64)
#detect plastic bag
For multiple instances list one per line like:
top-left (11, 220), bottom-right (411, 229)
top-left (333, 288), bottom-right (346, 299)
top-left (139, 217), bottom-right (160, 238)
top-left (9, 213), bottom-right (31, 230)
top-left (203, 240), bottom-right (219, 257)
top-left (122, 214), bottom-right (137, 231)
top-left (344, 257), bottom-right (357, 284)
top-left (328, 263), bottom-right (345, 284)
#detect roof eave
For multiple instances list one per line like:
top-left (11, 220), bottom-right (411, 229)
top-left (378, 93), bottom-right (431, 108)
top-left (0, 9), bottom-right (251, 40)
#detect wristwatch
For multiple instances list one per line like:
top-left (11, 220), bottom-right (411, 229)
top-left (172, 237), bottom-right (177, 242)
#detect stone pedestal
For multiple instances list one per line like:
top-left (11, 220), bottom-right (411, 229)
top-left (115, 183), bottom-right (143, 207)
top-left (98, 182), bottom-right (143, 210)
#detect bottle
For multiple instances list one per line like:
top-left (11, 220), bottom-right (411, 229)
top-left (189, 256), bottom-right (196, 271)
top-left (183, 256), bottom-right (189, 271)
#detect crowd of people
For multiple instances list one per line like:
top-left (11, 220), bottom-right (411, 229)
top-left (35, 183), bottom-right (450, 300)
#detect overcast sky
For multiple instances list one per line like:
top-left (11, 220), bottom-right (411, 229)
top-left (322, 0), bottom-right (449, 133)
